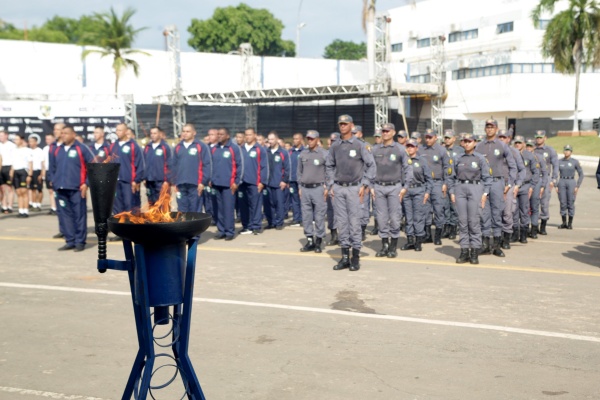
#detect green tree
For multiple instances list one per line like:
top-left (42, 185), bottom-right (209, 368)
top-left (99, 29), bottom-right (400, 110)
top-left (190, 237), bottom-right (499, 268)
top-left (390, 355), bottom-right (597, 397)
top-left (187, 3), bottom-right (295, 56)
top-left (42, 15), bottom-right (104, 45)
top-left (323, 39), bottom-right (367, 60)
top-left (532, 0), bottom-right (600, 131)
top-left (82, 7), bottom-right (149, 96)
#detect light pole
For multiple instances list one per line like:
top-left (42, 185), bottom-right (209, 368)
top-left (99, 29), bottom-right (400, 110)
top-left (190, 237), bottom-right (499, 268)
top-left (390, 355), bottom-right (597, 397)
top-left (296, 22), bottom-right (306, 58)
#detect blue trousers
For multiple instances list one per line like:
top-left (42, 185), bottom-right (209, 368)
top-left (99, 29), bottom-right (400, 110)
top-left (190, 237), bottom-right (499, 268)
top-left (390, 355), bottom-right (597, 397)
top-left (403, 187), bottom-right (426, 237)
top-left (114, 181), bottom-right (136, 214)
top-left (265, 186), bottom-right (285, 227)
top-left (481, 179), bottom-right (505, 237)
top-left (56, 189), bottom-right (87, 246)
top-left (239, 183), bottom-right (263, 231)
top-left (177, 184), bottom-right (200, 213)
top-left (213, 185), bottom-right (236, 237)
top-left (145, 181), bottom-right (163, 205)
top-left (289, 182), bottom-right (302, 222)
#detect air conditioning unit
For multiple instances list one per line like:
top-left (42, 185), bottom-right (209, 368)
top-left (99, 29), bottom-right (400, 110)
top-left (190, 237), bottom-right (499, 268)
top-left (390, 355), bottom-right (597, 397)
top-left (449, 23), bottom-right (461, 33)
top-left (458, 59), bottom-right (470, 69)
top-left (408, 30), bottom-right (418, 39)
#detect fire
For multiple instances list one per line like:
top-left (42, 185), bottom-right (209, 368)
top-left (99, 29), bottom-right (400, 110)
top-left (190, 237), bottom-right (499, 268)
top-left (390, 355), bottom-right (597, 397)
top-left (115, 184), bottom-right (180, 224)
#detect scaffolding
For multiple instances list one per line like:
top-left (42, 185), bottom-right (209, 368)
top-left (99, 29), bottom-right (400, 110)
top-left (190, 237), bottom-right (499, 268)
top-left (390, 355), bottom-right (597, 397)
top-left (164, 25), bottom-right (186, 138)
top-left (240, 43), bottom-right (258, 130)
top-left (373, 14), bottom-right (391, 130)
top-left (430, 35), bottom-right (446, 135)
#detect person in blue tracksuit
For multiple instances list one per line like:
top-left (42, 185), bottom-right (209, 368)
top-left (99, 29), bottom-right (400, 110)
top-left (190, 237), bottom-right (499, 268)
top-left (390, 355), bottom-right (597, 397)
top-left (239, 128), bottom-right (269, 235)
top-left (143, 126), bottom-right (171, 205)
top-left (205, 128), bottom-right (219, 224)
top-left (89, 125), bottom-right (110, 162)
top-left (265, 131), bottom-right (291, 230)
top-left (108, 123), bottom-right (145, 214)
top-left (170, 123), bottom-right (211, 213)
top-left (211, 127), bottom-right (243, 240)
top-left (51, 125), bottom-right (94, 252)
top-left (288, 133), bottom-right (304, 226)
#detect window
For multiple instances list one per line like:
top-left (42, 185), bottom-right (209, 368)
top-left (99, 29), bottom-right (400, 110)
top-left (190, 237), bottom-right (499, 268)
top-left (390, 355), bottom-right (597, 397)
top-left (448, 29), bottom-right (479, 43)
top-left (391, 43), bottom-right (403, 52)
top-left (536, 19), bottom-right (550, 29)
top-left (497, 21), bottom-right (514, 34)
top-left (417, 38), bottom-right (431, 48)
top-left (409, 73), bottom-right (431, 83)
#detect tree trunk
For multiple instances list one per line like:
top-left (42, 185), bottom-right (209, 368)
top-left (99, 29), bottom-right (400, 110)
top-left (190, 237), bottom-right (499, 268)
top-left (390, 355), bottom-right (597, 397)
top-left (114, 70), bottom-right (120, 98)
top-left (573, 43), bottom-right (582, 132)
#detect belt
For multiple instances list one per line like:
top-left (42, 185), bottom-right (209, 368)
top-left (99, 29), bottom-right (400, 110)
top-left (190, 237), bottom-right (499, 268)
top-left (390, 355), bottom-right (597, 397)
top-left (432, 178), bottom-right (443, 181)
top-left (409, 183), bottom-right (422, 188)
top-left (458, 179), bottom-right (480, 184)
top-left (334, 181), bottom-right (360, 187)
top-left (560, 176), bottom-right (574, 179)
top-left (491, 177), bottom-right (503, 182)
top-left (375, 181), bottom-right (400, 186)
top-left (300, 183), bottom-right (323, 188)
top-left (522, 180), bottom-right (531, 184)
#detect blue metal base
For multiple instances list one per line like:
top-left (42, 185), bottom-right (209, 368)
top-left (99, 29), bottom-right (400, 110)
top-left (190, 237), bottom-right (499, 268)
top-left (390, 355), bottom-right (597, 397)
top-left (99, 239), bottom-right (206, 400)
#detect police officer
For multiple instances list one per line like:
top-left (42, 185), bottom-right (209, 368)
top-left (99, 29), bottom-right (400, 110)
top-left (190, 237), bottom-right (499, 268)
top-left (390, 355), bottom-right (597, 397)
top-left (533, 130), bottom-right (559, 235)
top-left (442, 129), bottom-right (464, 240)
top-left (475, 119), bottom-right (517, 257)
top-left (239, 128), bottom-right (269, 235)
top-left (326, 115), bottom-right (375, 271)
top-left (396, 130), bottom-right (408, 147)
top-left (498, 129), bottom-right (525, 249)
top-left (369, 128), bottom-right (382, 236)
top-left (90, 125), bottom-right (110, 162)
top-left (205, 128), bottom-right (219, 224)
top-left (109, 123), bottom-right (145, 214)
top-left (372, 123), bottom-right (412, 258)
top-left (526, 139), bottom-right (548, 239)
top-left (298, 130), bottom-right (328, 253)
top-left (411, 131), bottom-right (422, 145)
top-left (326, 132), bottom-right (340, 245)
top-left (512, 136), bottom-right (540, 243)
top-left (51, 125), bottom-right (94, 251)
top-left (401, 139), bottom-right (432, 252)
top-left (211, 127), bottom-right (243, 240)
top-left (556, 145), bottom-right (583, 229)
top-left (352, 125), bottom-right (372, 240)
top-left (170, 123), bottom-right (211, 213)
top-left (419, 130), bottom-right (452, 245)
top-left (288, 133), bottom-right (305, 226)
top-left (143, 126), bottom-right (172, 205)
top-left (449, 133), bottom-right (492, 264)
top-left (265, 131), bottom-right (290, 230)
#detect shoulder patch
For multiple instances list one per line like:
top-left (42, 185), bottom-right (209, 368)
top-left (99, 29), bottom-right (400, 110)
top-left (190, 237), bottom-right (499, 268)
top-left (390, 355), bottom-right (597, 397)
top-left (408, 159), bottom-right (412, 165)
top-left (366, 145), bottom-right (371, 152)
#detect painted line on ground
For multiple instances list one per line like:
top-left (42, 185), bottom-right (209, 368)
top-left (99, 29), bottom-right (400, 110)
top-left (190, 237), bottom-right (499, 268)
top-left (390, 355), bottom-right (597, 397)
top-left (0, 235), bottom-right (599, 277)
top-left (0, 386), bottom-right (109, 400)
top-left (1, 282), bottom-right (599, 344)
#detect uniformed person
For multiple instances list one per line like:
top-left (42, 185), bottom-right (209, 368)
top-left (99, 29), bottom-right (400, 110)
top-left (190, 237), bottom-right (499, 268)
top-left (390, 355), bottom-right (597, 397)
top-left (396, 130), bottom-right (408, 147)
top-left (239, 128), bottom-right (269, 235)
top-left (371, 123), bottom-right (413, 258)
top-left (401, 139), bottom-right (432, 252)
top-left (419, 130), bottom-right (452, 245)
top-left (369, 128), bottom-right (382, 236)
top-left (449, 133), bottom-right (492, 264)
top-left (143, 126), bottom-right (172, 206)
top-left (353, 125), bottom-right (372, 240)
top-left (533, 130), bottom-right (559, 235)
top-left (556, 145), bottom-right (583, 229)
top-left (526, 139), bottom-right (548, 239)
top-left (475, 119), bottom-right (517, 257)
top-left (442, 129), bottom-right (464, 240)
top-left (411, 131), bottom-right (422, 145)
top-left (326, 115), bottom-right (376, 271)
top-left (512, 136), bottom-right (540, 243)
top-left (326, 132), bottom-right (340, 245)
top-left (288, 133), bottom-right (305, 226)
top-left (90, 125), bottom-right (110, 162)
top-left (498, 129), bottom-right (525, 249)
top-left (265, 131), bottom-right (291, 230)
top-left (298, 130), bottom-right (328, 253)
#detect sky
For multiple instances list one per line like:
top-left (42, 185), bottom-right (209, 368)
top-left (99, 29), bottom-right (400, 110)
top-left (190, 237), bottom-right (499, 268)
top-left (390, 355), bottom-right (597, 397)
top-left (1, 0), bottom-right (409, 58)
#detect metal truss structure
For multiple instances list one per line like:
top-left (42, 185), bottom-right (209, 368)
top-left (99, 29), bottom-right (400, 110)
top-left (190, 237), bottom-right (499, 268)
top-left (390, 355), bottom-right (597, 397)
top-left (123, 95), bottom-right (137, 135)
top-left (373, 13), bottom-right (391, 130)
top-left (430, 35), bottom-right (446, 135)
top-left (164, 25), bottom-right (186, 138)
top-left (240, 43), bottom-right (258, 130)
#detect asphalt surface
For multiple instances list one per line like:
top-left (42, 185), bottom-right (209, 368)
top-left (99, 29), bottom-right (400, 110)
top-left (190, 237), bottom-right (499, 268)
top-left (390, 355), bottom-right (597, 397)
top-left (0, 166), bottom-right (599, 400)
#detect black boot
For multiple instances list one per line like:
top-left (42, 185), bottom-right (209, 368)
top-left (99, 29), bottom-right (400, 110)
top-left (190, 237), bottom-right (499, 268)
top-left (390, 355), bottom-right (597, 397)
top-left (501, 232), bottom-right (511, 250)
top-left (442, 224), bottom-right (450, 239)
top-left (470, 248), bottom-right (479, 264)
top-left (492, 236), bottom-right (505, 257)
top-left (456, 248), bottom-right (469, 264)
top-left (376, 238), bottom-right (389, 257)
top-left (400, 218), bottom-right (406, 232)
top-left (519, 228), bottom-right (528, 244)
top-left (539, 219), bottom-right (548, 235)
top-left (424, 225), bottom-right (433, 243)
top-left (370, 220), bottom-right (379, 235)
top-left (558, 215), bottom-right (567, 229)
top-left (448, 225), bottom-right (457, 240)
top-left (350, 248), bottom-right (361, 271)
top-left (300, 236), bottom-right (316, 252)
top-left (414, 236), bottom-right (423, 252)
top-left (314, 237), bottom-right (323, 253)
top-left (387, 238), bottom-right (398, 258)
top-left (327, 229), bottom-right (339, 246)
top-left (530, 224), bottom-right (538, 239)
top-left (567, 216), bottom-right (573, 229)
top-left (333, 248), bottom-right (350, 270)
top-left (480, 236), bottom-right (491, 255)
top-left (510, 228), bottom-right (519, 243)
top-left (361, 225), bottom-right (367, 241)
top-left (401, 236), bottom-right (415, 251)
top-left (434, 227), bottom-right (442, 245)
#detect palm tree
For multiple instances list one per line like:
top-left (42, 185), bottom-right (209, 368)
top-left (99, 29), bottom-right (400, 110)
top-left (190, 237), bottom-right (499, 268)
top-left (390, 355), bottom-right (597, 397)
top-left (532, 0), bottom-right (600, 131)
top-left (82, 7), bottom-right (149, 96)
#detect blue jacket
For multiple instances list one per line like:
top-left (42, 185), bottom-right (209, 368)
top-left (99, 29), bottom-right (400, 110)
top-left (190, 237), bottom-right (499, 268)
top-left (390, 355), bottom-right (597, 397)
top-left (289, 145), bottom-right (304, 182)
top-left (89, 142), bottom-right (110, 162)
top-left (211, 139), bottom-right (243, 187)
top-left (109, 139), bottom-right (145, 184)
top-left (47, 142), bottom-right (60, 183)
top-left (170, 140), bottom-right (211, 186)
top-left (267, 146), bottom-right (291, 187)
top-left (51, 142), bottom-right (94, 190)
top-left (143, 140), bottom-right (172, 182)
top-left (241, 143), bottom-right (269, 186)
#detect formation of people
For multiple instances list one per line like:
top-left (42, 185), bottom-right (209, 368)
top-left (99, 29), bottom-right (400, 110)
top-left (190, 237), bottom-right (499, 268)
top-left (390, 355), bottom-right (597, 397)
top-left (0, 117), bottom-right (588, 265)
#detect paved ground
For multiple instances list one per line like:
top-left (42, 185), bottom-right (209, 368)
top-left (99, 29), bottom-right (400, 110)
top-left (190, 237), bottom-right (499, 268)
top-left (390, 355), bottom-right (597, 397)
top-left (1, 166), bottom-right (599, 400)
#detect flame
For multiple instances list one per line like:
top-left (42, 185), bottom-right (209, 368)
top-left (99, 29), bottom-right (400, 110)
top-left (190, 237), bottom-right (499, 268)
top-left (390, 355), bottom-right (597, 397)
top-left (114, 184), bottom-right (181, 224)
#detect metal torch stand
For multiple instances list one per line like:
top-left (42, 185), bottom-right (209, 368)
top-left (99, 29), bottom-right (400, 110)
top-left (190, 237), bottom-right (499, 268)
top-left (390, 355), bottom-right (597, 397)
top-left (98, 239), bottom-right (206, 400)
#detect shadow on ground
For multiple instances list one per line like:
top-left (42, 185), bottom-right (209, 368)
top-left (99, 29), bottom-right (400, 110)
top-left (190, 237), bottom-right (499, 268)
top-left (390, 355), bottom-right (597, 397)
top-left (562, 237), bottom-right (600, 268)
